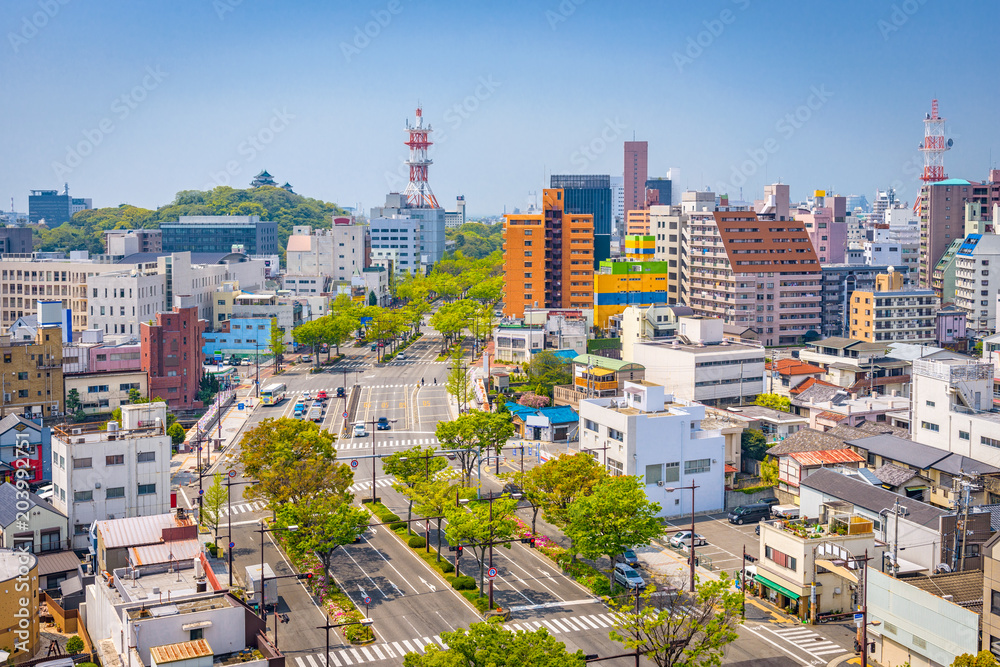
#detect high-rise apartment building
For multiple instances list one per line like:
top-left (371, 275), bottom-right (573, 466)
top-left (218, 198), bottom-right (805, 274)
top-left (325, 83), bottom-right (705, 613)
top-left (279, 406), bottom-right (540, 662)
top-left (160, 215), bottom-right (279, 255)
top-left (140, 301), bottom-right (206, 410)
top-left (502, 189), bottom-right (593, 318)
top-left (624, 141), bottom-right (648, 217)
top-left (649, 204), bottom-right (687, 304)
top-left (798, 191), bottom-right (848, 264)
top-left (593, 260), bottom-right (670, 329)
top-left (549, 175), bottom-right (612, 265)
top-left (954, 233), bottom-right (1000, 333)
top-left (849, 269), bottom-right (939, 343)
top-left (610, 176), bottom-right (625, 237)
top-left (28, 187), bottom-right (91, 225)
top-left (919, 170), bottom-right (1000, 286)
top-left (685, 202), bottom-right (821, 346)
top-left (285, 218), bottom-right (368, 283)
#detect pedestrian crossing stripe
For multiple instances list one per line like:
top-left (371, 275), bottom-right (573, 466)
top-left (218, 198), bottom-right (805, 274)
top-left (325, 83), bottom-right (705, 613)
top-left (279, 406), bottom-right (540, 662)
top-left (296, 634), bottom-right (447, 666)
top-left (503, 613), bottom-right (620, 634)
top-left (336, 438), bottom-right (440, 451)
top-left (348, 478), bottom-right (395, 492)
top-left (285, 385), bottom-right (424, 395)
top-left (219, 501), bottom-right (266, 515)
top-left (766, 625), bottom-right (848, 656)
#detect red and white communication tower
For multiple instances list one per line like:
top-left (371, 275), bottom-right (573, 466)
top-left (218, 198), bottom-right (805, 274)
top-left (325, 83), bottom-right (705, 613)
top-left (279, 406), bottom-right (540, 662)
top-left (403, 106), bottom-right (439, 209)
top-left (919, 99), bottom-right (953, 183)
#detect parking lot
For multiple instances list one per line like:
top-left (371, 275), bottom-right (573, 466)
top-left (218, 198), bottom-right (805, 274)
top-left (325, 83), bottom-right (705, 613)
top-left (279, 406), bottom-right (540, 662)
top-left (662, 512), bottom-right (762, 578)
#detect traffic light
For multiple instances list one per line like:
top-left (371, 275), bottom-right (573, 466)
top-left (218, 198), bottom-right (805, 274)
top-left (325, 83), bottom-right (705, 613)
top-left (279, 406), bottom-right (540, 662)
top-left (529, 537), bottom-right (536, 549)
top-left (297, 572), bottom-right (313, 580)
top-left (456, 545), bottom-right (463, 557)
top-left (744, 554), bottom-right (757, 563)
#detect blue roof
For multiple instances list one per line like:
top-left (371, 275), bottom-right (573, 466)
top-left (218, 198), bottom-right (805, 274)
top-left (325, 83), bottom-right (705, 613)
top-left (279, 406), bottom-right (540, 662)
top-left (932, 178), bottom-right (972, 186)
top-left (507, 403), bottom-right (579, 424)
top-left (550, 349), bottom-right (577, 360)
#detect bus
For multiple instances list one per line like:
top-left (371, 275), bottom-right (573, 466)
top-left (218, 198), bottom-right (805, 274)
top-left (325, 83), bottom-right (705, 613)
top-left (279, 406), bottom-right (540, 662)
top-left (260, 382), bottom-right (287, 406)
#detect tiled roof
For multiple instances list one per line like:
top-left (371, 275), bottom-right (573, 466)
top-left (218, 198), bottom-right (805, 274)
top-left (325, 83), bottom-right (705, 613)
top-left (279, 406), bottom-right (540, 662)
top-left (903, 570), bottom-right (984, 609)
top-left (872, 463), bottom-right (919, 487)
top-left (767, 359), bottom-right (826, 376)
top-left (792, 383), bottom-right (846, 405)
top-left (815, 411), bottom-right (847, 422)
top-left (766, 428), bottom-right (851, 456)
top-left (36, 551), bottom-right (81, 577)
top-left (846, 434), bottom-right (950, 470)
top-left (824, 422), bottom-right (910, 441)
top-left (789, 449), bottom-right (865, 466)
top-left (801, 468), bottom-right (945, 528)
top-left (789, 377), bottom-right (839, 395)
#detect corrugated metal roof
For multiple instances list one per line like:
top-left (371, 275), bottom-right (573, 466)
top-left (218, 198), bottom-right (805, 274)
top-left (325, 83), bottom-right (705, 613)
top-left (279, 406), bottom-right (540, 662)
top-left (149, 639), bottom-right (213, 664)
top-left (36, 550), bottom-right (81, 577)
top-left (129, 538), bottom-right (202, 566)
top-left (96, 513), bottom-right (186, 549)
top-left (789, 449), bottom-right (865, 466)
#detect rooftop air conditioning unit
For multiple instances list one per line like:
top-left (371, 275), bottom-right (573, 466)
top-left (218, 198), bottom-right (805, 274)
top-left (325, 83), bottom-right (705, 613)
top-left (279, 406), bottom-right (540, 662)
top-left (71, 428), bottom-right (82, 435)
top-left (657, 480), bottom-right (664, 487)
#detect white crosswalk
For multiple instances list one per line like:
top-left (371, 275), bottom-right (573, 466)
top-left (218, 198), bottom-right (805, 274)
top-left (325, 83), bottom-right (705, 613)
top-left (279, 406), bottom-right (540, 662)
top-left (286, 385), bottom-right (420, 395)
top-left (294, 634), bottom-right (447, 666)
top-left (337, 437), bottom-right (440, 451)
top-left (220, 501), bottom-right (266, 516)
top-left (765, 625), bottom-right (849, 658)
top-left (348, 478), bottom-right (395, 493)
top-left (504, 612), bottom-right (621, 635)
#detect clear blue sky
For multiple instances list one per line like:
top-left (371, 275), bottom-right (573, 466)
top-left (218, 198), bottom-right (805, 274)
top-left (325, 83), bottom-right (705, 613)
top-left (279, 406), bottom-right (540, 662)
top-left (1, 0), bottom-right (997, 217)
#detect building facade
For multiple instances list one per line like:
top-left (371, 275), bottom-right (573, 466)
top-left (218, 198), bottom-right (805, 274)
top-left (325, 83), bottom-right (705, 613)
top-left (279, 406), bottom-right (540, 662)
top-left (550, 175), bottom-right (612, 265)
top-left (87, 269), bottom-right (166, 338)
top-left (502, 189), bottom-right (594, 318)
top-left (104, 229), bottom-right (163, 256)
top-left (0, 323), bottom-right (63, 419)
top-left (820, 264), bottom-right (910, 338)
top-left (285, 219), bottom-right (368, 283)
top-left (624, 141), bottom-right (648, 219)
top-left (849, 269), bottom-right (939, 343)
top-left (593, 260), bottom-right (670, 330)
top-left (160, 215), bottom-right (279, 255)
top-left (0, 228), bottom-right (33, 256)
top-left (954, 233), bottom-right (1000, 333)
top-left (140, 303), bottom-right (206, 410)
top-left (29, 188), bottom-right (91, 225)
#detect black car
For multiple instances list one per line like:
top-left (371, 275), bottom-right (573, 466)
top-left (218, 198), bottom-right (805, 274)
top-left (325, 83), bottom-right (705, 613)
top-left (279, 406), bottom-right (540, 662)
top-left (758, 497), bottom-right (780, 506)
top-left (336, 387), bottom-right (346, 398)
top-left (377, 417), bottom-right (391, 430)
top-left (502, 483), bottom-right (522, 496)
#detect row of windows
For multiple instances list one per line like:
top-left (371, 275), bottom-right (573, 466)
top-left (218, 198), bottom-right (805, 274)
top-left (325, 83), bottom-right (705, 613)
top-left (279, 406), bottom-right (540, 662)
top-left (63, 451), bottom-right (155, 469)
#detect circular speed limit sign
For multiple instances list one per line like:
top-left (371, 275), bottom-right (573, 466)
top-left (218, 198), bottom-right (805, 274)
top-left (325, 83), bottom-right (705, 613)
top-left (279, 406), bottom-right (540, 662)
top-left (363, 596), bottom-right (372, 605)
top-left (228, 470), bottom-right (237, 478)
top-left (351, 460), bottom-right (359, 468)
top-left (487, 567), bottom-right (498, 580)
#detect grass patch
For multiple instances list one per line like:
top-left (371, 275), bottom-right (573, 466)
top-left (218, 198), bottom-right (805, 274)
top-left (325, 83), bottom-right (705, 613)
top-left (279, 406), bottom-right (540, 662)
top-left (739, 484), bottom-right (777, 494)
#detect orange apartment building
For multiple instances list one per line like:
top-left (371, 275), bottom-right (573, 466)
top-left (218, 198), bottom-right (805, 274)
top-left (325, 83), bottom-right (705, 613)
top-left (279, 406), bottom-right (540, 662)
top-left (503, 189), bottom-right (594, 318)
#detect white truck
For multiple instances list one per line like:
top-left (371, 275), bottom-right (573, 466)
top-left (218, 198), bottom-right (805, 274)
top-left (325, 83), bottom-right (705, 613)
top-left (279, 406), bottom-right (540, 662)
top-left (771, 504), bottom-right (800, 519)
top-left (308, 403), bottom-right (323, 422)
top-left (245, 563), bottom-right (277, 607)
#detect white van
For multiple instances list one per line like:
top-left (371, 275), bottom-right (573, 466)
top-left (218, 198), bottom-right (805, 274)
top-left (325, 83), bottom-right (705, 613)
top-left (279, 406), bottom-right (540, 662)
top-left (353, 423), bottom-right (367, 438)
top-left (309, 404), bottom-right (323, 422)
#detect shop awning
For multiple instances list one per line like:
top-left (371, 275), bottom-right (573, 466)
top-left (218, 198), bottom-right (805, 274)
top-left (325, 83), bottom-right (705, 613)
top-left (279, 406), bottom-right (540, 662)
top-left (755, 573), bottom-right (801, 600)
top-left (816, 558), bottom-right (860, 583)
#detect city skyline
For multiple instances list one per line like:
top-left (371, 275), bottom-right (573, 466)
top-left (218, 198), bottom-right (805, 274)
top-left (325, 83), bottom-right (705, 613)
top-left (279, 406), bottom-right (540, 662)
top-left (2, 0), bottom-right (999, 216)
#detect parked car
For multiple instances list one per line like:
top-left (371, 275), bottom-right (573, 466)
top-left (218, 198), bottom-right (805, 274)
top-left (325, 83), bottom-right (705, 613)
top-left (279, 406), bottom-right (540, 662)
top-left (502, 483), bottom-right (521, 496)
top-left (613, 563), bottom-right (646, 590)
top-left (377, 416), bottom-right (391, 430)
top-left (669, 531), bottom-right (707, 548)
top-left (336, 387), bottom-right (345, 398)
top-left (353, 423), bottom-right (367, 438)
top-left (728, 503), bottom-right (773, 525)
top-left (758, 497), bottom-right (780, 507)
top-left (616, 549), bottom-right (639, 566)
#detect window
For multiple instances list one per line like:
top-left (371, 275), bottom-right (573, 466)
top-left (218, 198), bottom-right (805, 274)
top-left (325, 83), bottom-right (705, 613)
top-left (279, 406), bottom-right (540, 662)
top-left (74, 524), bottom-right (89, 535)
top-left (16, 372), bottom-right (26, 381)
top-left (664, 462), bottom-right (680, 483)
top-left (764, 545), bottom-right (797, 571)
top-left (72, 457), bottom-right (92, 469)
top-left (106, 487), bottom-right (125, 499)
top-left (983, 436), bottom-right (1000, 449)
top-left (921, 421), bottom-right (939, 433)
top-left (991, 592), bottom-right (1000, 623)
top-left (73, 490), bottom-right (93, 502)
top-left (645, 464), bottom-right (663, 485)
top-left (959, 431), bottom-right (970, 441)
top-left (608, 428), bottom-right (624, 442)
top-left (137, 451), bottom-right (156, 463)
top-left (684, 459), bottom-right (711, 475)
top-left (925, 400), bottom-right (935, 407)
top-left (583, 419), bottom-right (598, 432)
top-left (137, 483), bottom-right (156, 496)
top-left (190, 629), bottom-right (204, 641)
top-left (106, 454), bottom-right (124, 466)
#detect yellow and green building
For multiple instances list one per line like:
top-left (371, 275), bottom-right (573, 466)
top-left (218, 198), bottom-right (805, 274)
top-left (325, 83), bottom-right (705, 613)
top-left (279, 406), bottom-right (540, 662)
top-left (624, 235), bottom-right (655, 261)
top-left (594, 260), bottom-right (671, 329)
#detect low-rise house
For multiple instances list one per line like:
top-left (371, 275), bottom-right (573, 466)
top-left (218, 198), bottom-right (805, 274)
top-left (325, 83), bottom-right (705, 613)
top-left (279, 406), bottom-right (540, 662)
top-left (765, 359), bottom-right (827, 396)
top-left (0, 482), bottom-right (67, 553)
top-left (723, 405), bottom-right (807, 444)
top-left (792, 385), bottom-right (910, 432)
top-left (777, 448), bottom-right (865, 494)
top-left (869, 568), bottom-right (982, 667)
top-left (579, 383), bottom-right (725, 518)
top-left (493, 323), bottom-right (543, 364)
top-left (0, 414), bottom-right (50, 485)
top-left (93, 511), bottom-right (199, 574)
top-left (508, 405), bottom-right (579, 443)
top-left (64, 370), bottom-right (147, 415)
top-left (871, 464), bottom-right (934, 499)
top-left (553, 354), bottom-right (645, 410)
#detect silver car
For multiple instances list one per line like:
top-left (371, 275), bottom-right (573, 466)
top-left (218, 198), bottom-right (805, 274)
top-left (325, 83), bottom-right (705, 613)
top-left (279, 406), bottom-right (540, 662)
top-left (613, 563), bottom-right (646, 589)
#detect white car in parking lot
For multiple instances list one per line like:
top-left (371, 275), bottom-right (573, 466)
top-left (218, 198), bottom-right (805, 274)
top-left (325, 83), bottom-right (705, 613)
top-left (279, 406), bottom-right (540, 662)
top-left (668, 530), bottom-right (707, 548)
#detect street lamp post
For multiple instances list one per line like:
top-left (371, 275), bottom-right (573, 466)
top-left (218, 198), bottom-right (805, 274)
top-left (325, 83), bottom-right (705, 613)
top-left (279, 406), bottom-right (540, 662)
top-left (256, 522), bottom-right (298, 619)
top-left (318, 616), bottom-right (374, 663)
top-left (458, 489), bottom-right (518, 611)
top-left (664, 480), bottom-right (700, 592)
top-left (225, 475), bottom-right (254, 587)
top-left (363, 417), bottom-right (397, 505)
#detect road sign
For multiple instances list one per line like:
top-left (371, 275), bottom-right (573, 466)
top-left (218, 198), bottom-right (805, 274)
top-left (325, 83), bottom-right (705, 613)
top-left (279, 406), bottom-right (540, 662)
top-left (351, 460), bottom-right (358, 468)
top-left (229, 470), bottom-right (236, 478)
top-left (238, 403), bottom-right (245, 410)
top-left (363, 596), bottom-right (371, 605)
top-left (199, 489), bottom-right (204, 495)
top-left (854, 612), bottom-right (864, 626)
top-left (343, 411), bottom-right (349, 419)
top-left (229, 542), bottom-right (235, 548)
top-left (487, 567), bottom-right (498, 580)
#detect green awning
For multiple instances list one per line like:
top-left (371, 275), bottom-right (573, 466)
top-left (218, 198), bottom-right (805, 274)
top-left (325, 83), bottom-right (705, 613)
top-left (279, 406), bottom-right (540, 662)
top-left (755, 573), bottom-right (801, 600)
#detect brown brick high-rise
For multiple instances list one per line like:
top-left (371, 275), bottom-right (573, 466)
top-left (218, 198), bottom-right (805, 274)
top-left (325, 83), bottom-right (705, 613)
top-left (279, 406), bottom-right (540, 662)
top-left (141, 305), bottom-right (206, 410)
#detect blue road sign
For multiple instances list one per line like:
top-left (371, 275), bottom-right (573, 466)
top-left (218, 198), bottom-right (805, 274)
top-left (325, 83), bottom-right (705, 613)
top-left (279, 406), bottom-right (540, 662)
top-left (363, 596), bottom-right (371, 605)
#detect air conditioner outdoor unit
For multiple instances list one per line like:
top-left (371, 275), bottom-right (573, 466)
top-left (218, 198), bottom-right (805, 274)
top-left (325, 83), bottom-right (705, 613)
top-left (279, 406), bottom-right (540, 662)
top-left (71, 428), bottom-right (82, 435)
top-left (657, 480), bottom-right (665, 487)
top-left (95, 482), bottom-right (101, 489)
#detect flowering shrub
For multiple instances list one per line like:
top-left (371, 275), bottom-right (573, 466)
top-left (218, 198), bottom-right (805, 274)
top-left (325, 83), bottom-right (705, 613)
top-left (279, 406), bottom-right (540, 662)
top-left (517, 392), bottom-right (550, 408)
top-left (512, 517), bottom-right (610, 596)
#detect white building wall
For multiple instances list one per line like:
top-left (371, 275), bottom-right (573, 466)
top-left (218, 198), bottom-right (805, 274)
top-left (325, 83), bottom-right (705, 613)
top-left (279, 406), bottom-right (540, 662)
top-left (87, 271), bottom-right (166, 337)
top-left (630, 342), bottom-right (765, 405)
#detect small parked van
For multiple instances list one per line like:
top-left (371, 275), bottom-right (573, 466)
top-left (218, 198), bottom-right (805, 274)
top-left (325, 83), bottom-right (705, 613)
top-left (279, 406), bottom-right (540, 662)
top-left (727, 503), bottom-right (772, 525)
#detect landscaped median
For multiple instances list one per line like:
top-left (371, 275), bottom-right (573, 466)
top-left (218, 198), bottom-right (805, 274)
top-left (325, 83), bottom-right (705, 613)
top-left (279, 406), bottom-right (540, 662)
top-left (380, 332), bottom-right (422, 363)
top-left (510, 517), bottom-right (623, 597)
top-left (367, 501), bottom-right (498, 615)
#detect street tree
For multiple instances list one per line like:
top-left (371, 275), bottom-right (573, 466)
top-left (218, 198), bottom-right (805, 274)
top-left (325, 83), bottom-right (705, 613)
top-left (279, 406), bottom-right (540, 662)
top-left (239, 418), bottom-right (353, 509)
top-left (445, 346), bottom-right (471, 412)
top-left (429, 300), bottom-right (475, 350)
top-left (444, 495), bottom-right (519, 596)
top-left (435, 416), bottom-right (480, 486)
top-left (608, 575), bottom-right (743, 667)
top-left (269, 317), bottom-right (285, 372)
top-left (528, 453), bottom-right (606, 526)
top-left (383, 447), bottom-right (448, 534)
top-left (402, 623), bottom-right (585, 666)
top-left (326, 313), bottom-right (358, 356)
top-left (953, 652), bottom-right (1000, 667)
top-left (565, 474), bottom-right (665, 585)
top-left (526, 351), bottom-right (572, 397)
top-left (741, 429), bottom-right (768, 461)
top-left (754, 393), bottom-right (791, 412)
top-left (292, 318), bottom-right (324, 367)
top-left (277, 496), bottom-right (370, 575)
top-left (474, 410), bottom-right (515, 474)
top-left (201, 472), bottom-right (227, 541)
top-left (405, 471), bottom-right (474, 561)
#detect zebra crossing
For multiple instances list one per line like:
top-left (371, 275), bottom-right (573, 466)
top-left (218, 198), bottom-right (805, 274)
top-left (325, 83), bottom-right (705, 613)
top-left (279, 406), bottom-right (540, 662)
top-left (348, 477), bottom-right (395, 493)
top-left (338, 437), bottom-right (440, 451)
top-left (504, 612), bottom-right (623, 635)
top-left (764, 625), bottom-right (849, 658)
top-left (285, 385), bottom-right (419, 396)
top-left (220, 501), bottom-right (266, 516)
top-left (292, 634), bottom-right (448, 666)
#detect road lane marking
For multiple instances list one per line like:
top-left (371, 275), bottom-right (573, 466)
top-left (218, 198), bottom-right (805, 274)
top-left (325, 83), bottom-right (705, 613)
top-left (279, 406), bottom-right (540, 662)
top-left (401, 639), bottom-right (416, 654)
top-left (392, 642), bottom-right (406, 657)
top-left (327, 652), bottom-right (342, 667)
top-left (541, 620), bottom-right (562, 634)
top-left (742, 625), bottom-right (812, 666)
top-left (359, 647), bottom-right (375, 661)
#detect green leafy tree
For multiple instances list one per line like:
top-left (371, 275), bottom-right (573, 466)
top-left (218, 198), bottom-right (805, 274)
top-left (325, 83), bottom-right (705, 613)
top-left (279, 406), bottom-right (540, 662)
top-left (65, 636), bottom-right (85, 655)
top-left (527, 453), bottom-right (606, 526)
top-left (430, 300), bottom-right (475, 350)
top-left (444, 496), bottom-right (519, 596)
top-left (953, 652), bottom-right (1000, 667)
top-left (475, 410), bottom-right (515, 474)
top-left (760, 456), bottom-right (779, 486)
top-left (269, 317), bottom-right (285, 372)
top-left (435, 415), bottom-right (480, 486)
top-left (202, 472), bottom-right (228, 540)
top-left (402, 623), bottom-right (585, 666)
top-left (405, 473), bottom-right (474, 561)
top-left (292, 318), bottom-right (324, 367)
top-left (66, 388), bottom-right (81, 413)
top-left (565, 475), bottom-right (665, 585)
top-left (445, 345), bottom-right (471, 412)
top-left (526, 351), bottom-right (572, 398)
top-left (754, 393), bottom-right (791, 412)
top-left (609, 575), bottom-right (743, 667)
top-left (167, 422), bottom-right (186, 446)
top-left (382, 447), bottom-right (447, 534)
top-left (277, 496), bottom-right (370, 575)
top-left (239, 418), bottom-right (352, 509)
top-left (741, 429), bottom-right (768, 461)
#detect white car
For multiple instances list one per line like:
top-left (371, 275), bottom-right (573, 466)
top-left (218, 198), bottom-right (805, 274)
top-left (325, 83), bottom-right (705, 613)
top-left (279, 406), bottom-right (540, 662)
top-left (353, 423), bottom-right (367, 438)
top-left (668, 530), bottom-right (707, 548)
top-left (302, 392), bottom-right (311, 401)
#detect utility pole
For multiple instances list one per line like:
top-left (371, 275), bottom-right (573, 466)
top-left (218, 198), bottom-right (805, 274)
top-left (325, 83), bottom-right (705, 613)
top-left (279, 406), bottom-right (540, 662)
top-left (958, 478), bottom-right (976, 572)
